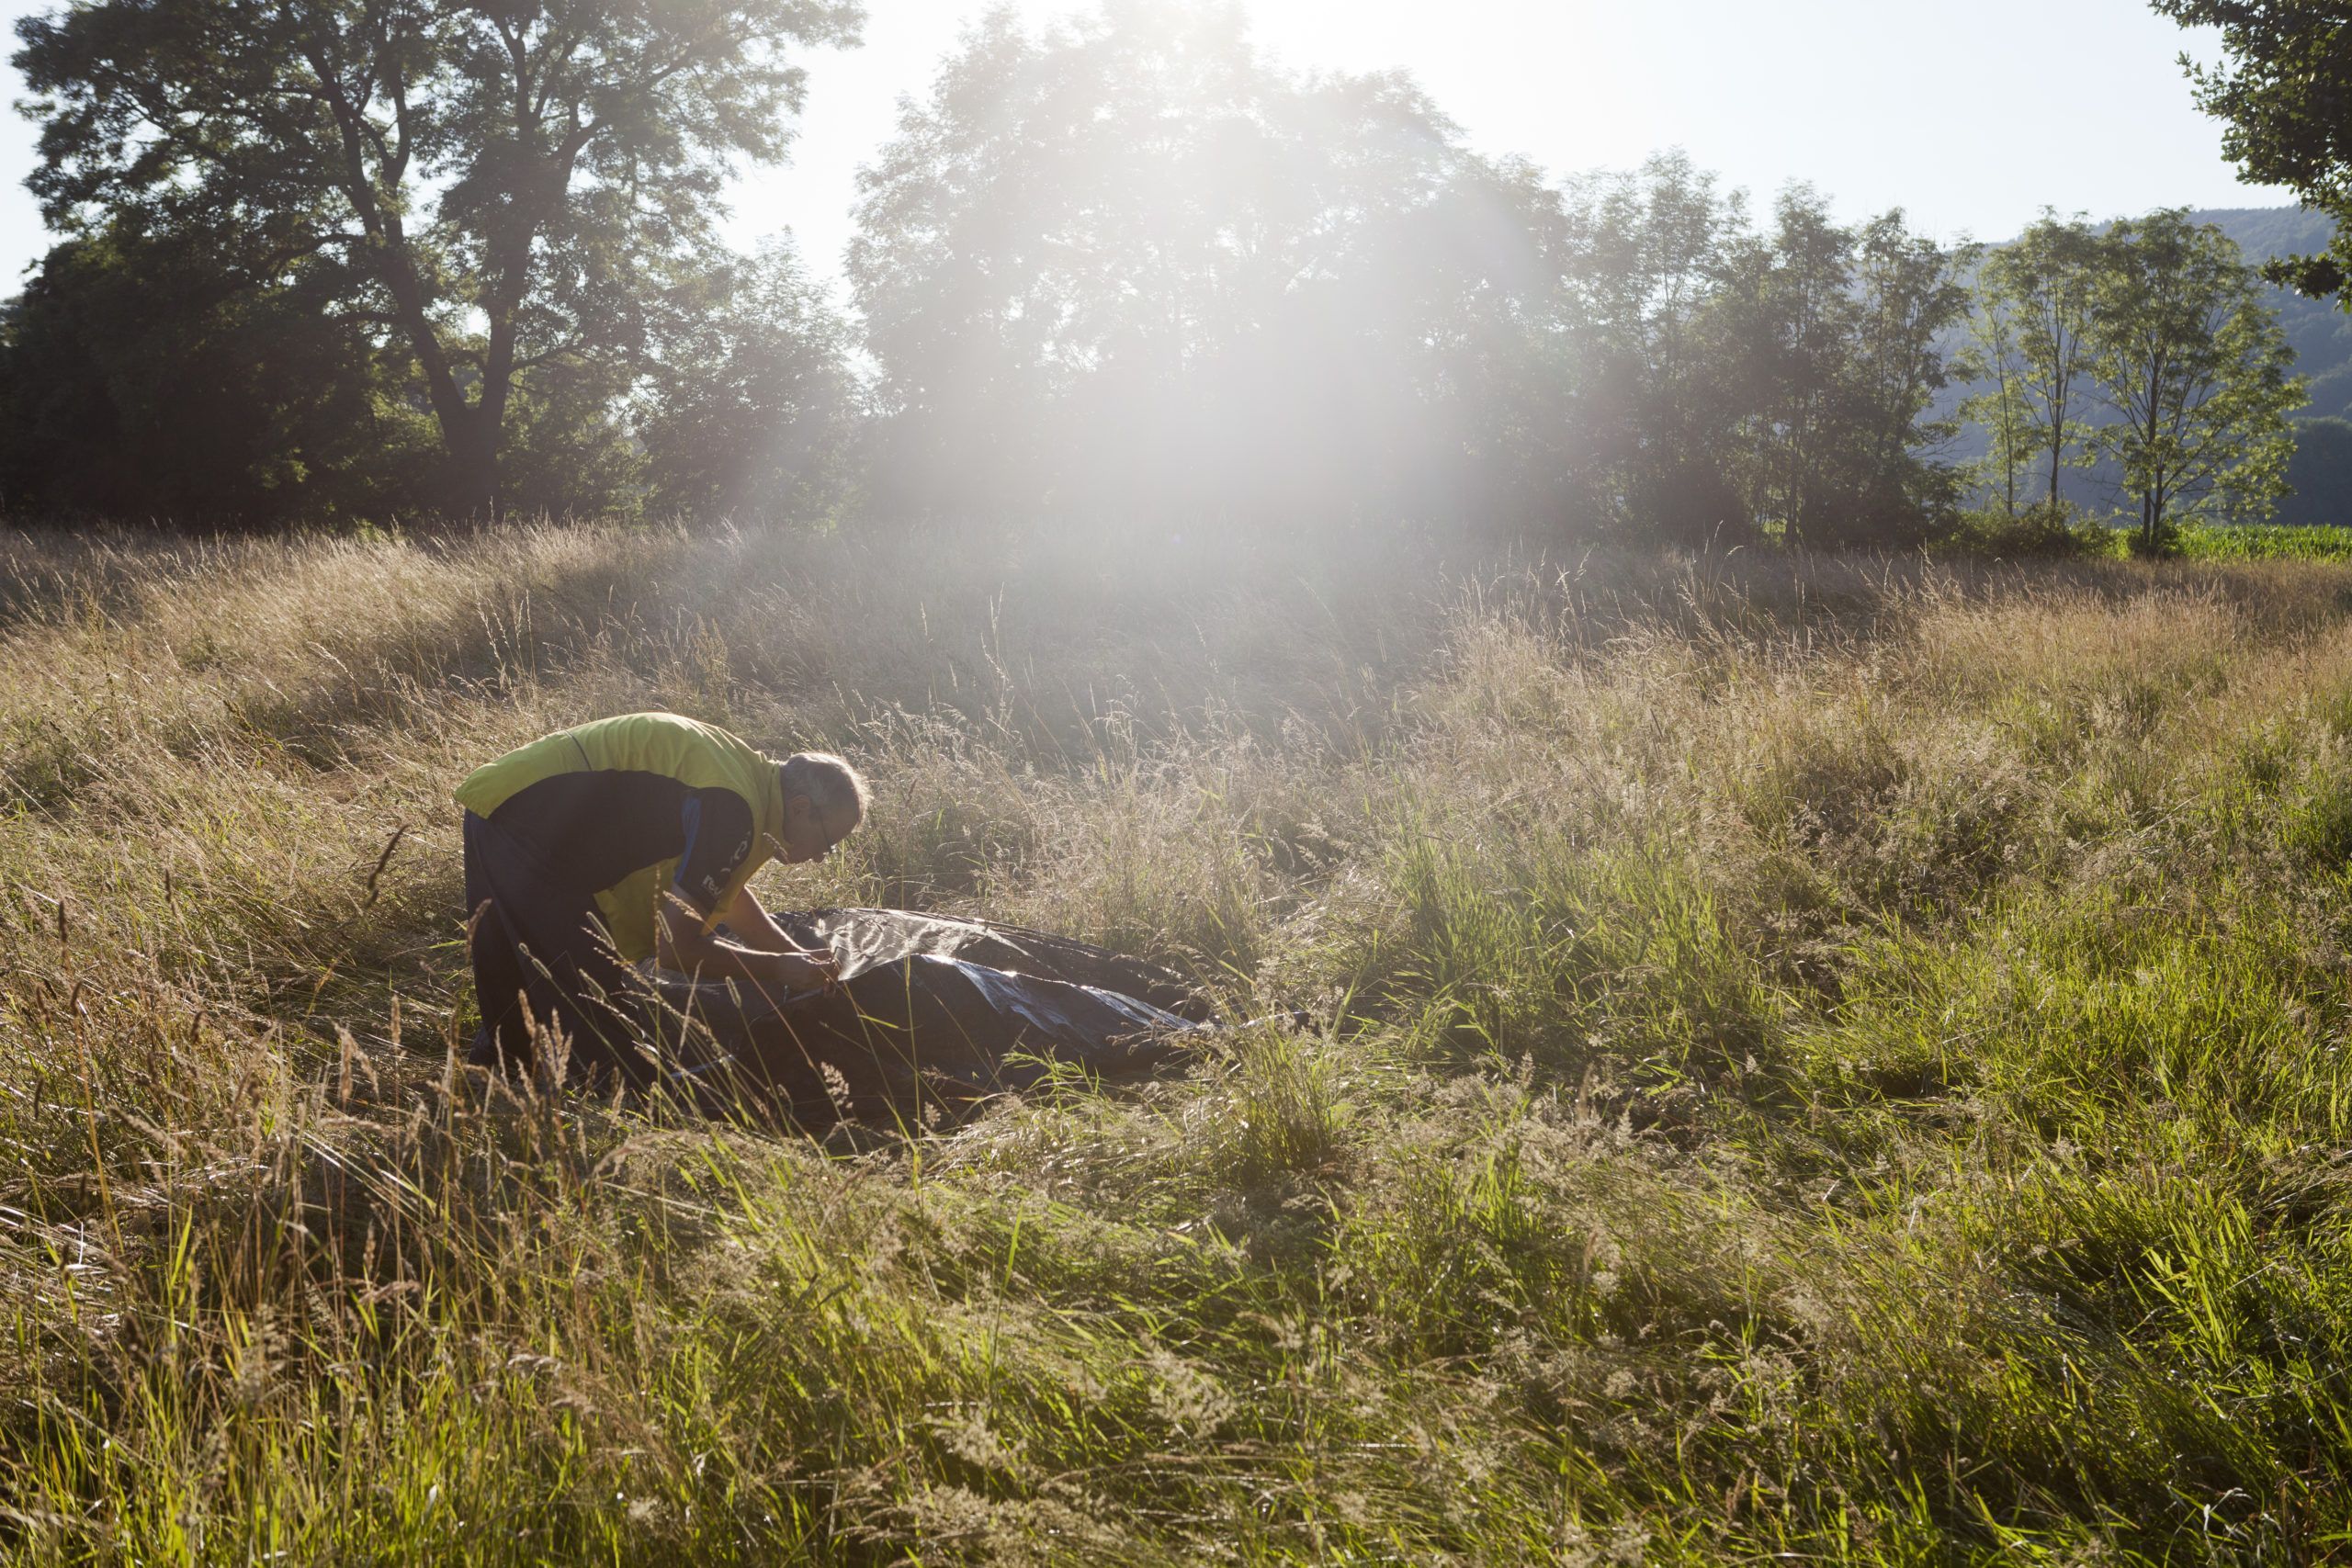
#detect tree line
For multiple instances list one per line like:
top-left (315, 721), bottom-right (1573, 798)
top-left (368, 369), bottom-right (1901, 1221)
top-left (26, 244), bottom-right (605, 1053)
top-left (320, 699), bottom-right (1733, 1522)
top-left (1962, 211), bottom-right (2302, 553)
top-left (0, 0), bottom-right (2318, 546)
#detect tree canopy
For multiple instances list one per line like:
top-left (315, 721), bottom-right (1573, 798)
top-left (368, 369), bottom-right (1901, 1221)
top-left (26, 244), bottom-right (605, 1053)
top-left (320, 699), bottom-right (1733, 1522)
top-left (847, 1), bottom-right (1566, 535)
top-left (1966, 214), bottom-right (2105, 516)
top-left (0, 228), bottom-right (440, 524)
top-left (2085, 209), bottom-right (2302, 549)
top-left (2152, 1), bottom-right (2352, 306)
top-left (14, 0), bottom-right (863, 515)
top-left (0, 0), bottom-right (2310, 549)
top-left (634, 240), bottom-right (859, 524)
top-left (844, 5), bottom-right (1973, 547)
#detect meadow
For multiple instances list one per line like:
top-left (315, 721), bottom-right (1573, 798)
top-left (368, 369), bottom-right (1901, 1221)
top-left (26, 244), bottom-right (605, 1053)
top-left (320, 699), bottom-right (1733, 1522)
top-left (2171, 523), bottom-right (2352, 563)
top-left (7, 519), bottom-right (2352, 1562)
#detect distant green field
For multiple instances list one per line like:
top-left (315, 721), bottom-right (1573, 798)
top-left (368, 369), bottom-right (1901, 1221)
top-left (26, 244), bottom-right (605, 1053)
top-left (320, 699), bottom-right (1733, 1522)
top-left (2169, 522), bottom-right (2352, 559)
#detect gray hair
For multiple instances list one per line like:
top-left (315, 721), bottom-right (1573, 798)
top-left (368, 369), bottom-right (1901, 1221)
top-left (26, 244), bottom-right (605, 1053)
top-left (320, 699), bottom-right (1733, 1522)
top-left (779, 750), bottom-right (871, 821)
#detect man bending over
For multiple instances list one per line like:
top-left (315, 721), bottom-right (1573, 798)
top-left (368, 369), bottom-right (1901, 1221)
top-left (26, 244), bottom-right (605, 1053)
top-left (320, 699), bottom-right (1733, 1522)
top-left (457, 711), bottom-right (869, 1086)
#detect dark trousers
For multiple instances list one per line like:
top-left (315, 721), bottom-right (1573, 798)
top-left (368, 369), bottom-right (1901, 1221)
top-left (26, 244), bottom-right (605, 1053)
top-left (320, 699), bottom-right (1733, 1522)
top-left (462, 811), bottom-right (654, 1089)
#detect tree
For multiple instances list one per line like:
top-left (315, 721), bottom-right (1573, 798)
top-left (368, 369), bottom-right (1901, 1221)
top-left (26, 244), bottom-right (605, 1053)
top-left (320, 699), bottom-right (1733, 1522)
top-left (2151, 1), bottom-right (2352, 306)
top-left (2084, 210), bottom-right (2302, 551)
top-left (1712, 188), bottom-right (1854, 541)
top-left (14, 0), bottom-right (862, 517)
top-left (1958, 271), bottom-right (2030, 518)
top-left (634, 238), bottom-right (859, 522)
top-left (1704, 191), bottom-right (1967, 545)
top-left (1558, 152), bottom-right (1752, 545)
top-left (0, 228), bottom-right (441, 524)
top-left (1840, 212), bottom-right (1973, 533)
top-left (0, 220), bottom-right (654, 524)
top-left (847, 0), bottom-right (1565, 536)
top-left (1975, 214), bottom-right (2105, 513)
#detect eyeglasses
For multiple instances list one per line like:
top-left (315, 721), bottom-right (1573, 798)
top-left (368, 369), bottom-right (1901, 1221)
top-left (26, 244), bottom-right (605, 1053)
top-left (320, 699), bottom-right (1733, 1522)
top-left (804, 818), bottom-right (858, 860)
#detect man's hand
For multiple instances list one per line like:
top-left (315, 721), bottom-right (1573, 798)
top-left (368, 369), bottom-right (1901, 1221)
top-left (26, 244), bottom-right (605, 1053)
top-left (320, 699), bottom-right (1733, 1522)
top-left (775, 945), bottom-right (841, 994)
top-left (660, 893), bottom-right (838, 996)
top-left (661, 892), bottom-right (846, 1000)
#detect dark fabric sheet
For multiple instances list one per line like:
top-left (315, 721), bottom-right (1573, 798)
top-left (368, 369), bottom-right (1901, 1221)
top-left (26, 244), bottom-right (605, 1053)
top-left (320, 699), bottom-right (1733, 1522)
top-left (650, 907), bottom-right (1214, 1126)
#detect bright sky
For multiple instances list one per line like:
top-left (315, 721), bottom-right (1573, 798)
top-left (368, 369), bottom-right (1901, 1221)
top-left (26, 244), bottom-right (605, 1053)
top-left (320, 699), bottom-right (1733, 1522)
top-left (0, 0), bottom-right (2296, 297)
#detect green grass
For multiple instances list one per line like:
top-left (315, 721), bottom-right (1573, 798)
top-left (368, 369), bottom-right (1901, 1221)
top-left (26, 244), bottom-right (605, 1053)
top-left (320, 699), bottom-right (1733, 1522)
top-left (12, 523), bottom-right (2352, 1560)
top-left (2169, 522), bottom-right (2352, 560)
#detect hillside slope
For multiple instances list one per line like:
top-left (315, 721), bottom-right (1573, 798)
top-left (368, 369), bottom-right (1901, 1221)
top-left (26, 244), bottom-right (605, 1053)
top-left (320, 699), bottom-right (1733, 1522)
top-left (2189, 207), bottom-right (2352, 421)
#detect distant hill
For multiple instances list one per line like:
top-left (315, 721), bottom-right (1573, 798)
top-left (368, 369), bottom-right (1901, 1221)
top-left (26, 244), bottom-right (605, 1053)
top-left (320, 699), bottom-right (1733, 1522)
top-left (2187, 207), bottom-right (2352, 421)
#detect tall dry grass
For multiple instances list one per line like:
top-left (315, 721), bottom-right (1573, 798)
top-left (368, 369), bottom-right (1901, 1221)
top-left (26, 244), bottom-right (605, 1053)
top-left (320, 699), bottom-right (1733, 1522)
top-left (6, 519), bottom-right (2352, 1561)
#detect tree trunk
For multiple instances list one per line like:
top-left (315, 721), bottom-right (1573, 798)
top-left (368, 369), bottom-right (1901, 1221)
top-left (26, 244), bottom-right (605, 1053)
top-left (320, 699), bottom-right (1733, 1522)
top-left (2046, 400), bottom-right (2063, 508)
top-left (1996, 365), bottom-right (2018, 518)
top-left (442, 410), bottom-right (503, 521)
top-left (2004, 414), bottom-right (2018, 517)
top-left (2047, 382), bottom-right (2066, 511)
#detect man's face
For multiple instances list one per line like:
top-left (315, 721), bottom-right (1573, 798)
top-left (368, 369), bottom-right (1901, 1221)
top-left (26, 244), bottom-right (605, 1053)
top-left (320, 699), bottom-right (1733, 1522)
top-left (783, 794), bottom-right (861, 863)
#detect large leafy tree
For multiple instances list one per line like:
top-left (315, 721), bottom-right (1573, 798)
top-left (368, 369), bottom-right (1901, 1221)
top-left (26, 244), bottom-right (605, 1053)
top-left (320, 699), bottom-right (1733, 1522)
top-left (14, 0), bottom-right (862, 516)
top-left (1972, 215), bottom-right (2106, 514)
top-left (0, 228), bottom-right (441, 523)
top-left (1558, 152), bottom-right (1752, 545)
top-left (1707, 191), bottom-right (1969, 545)
top-left (0, 220), bottom-right (651, 524)
top-left (1725, 188), bottom-right (1865, 540)
top-left (847, 0), bottom-right (1565, 535)
top-left (1841, 211), bottom-right (1974, 530)
top-left (2151, 1), bottom-right (2352, 304)
top-left (2085, 209), bottom-right (2302, 550)
top-left (634, 238), bottom-right (859, 522)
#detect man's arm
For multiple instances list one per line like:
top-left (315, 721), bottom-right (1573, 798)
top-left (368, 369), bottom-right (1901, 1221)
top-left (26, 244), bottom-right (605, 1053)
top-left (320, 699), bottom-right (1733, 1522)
top-left (714, 884), bottom-right (800, 953)
top-left (656, 892), bottom-right (839, 998)
top-left (658, 787), bottom-right (839, 995)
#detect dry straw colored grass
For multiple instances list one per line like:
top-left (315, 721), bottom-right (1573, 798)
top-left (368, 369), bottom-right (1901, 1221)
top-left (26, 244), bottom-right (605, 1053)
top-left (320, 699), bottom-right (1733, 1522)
top-left (6, 520), bottom-right (2352, 1562)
